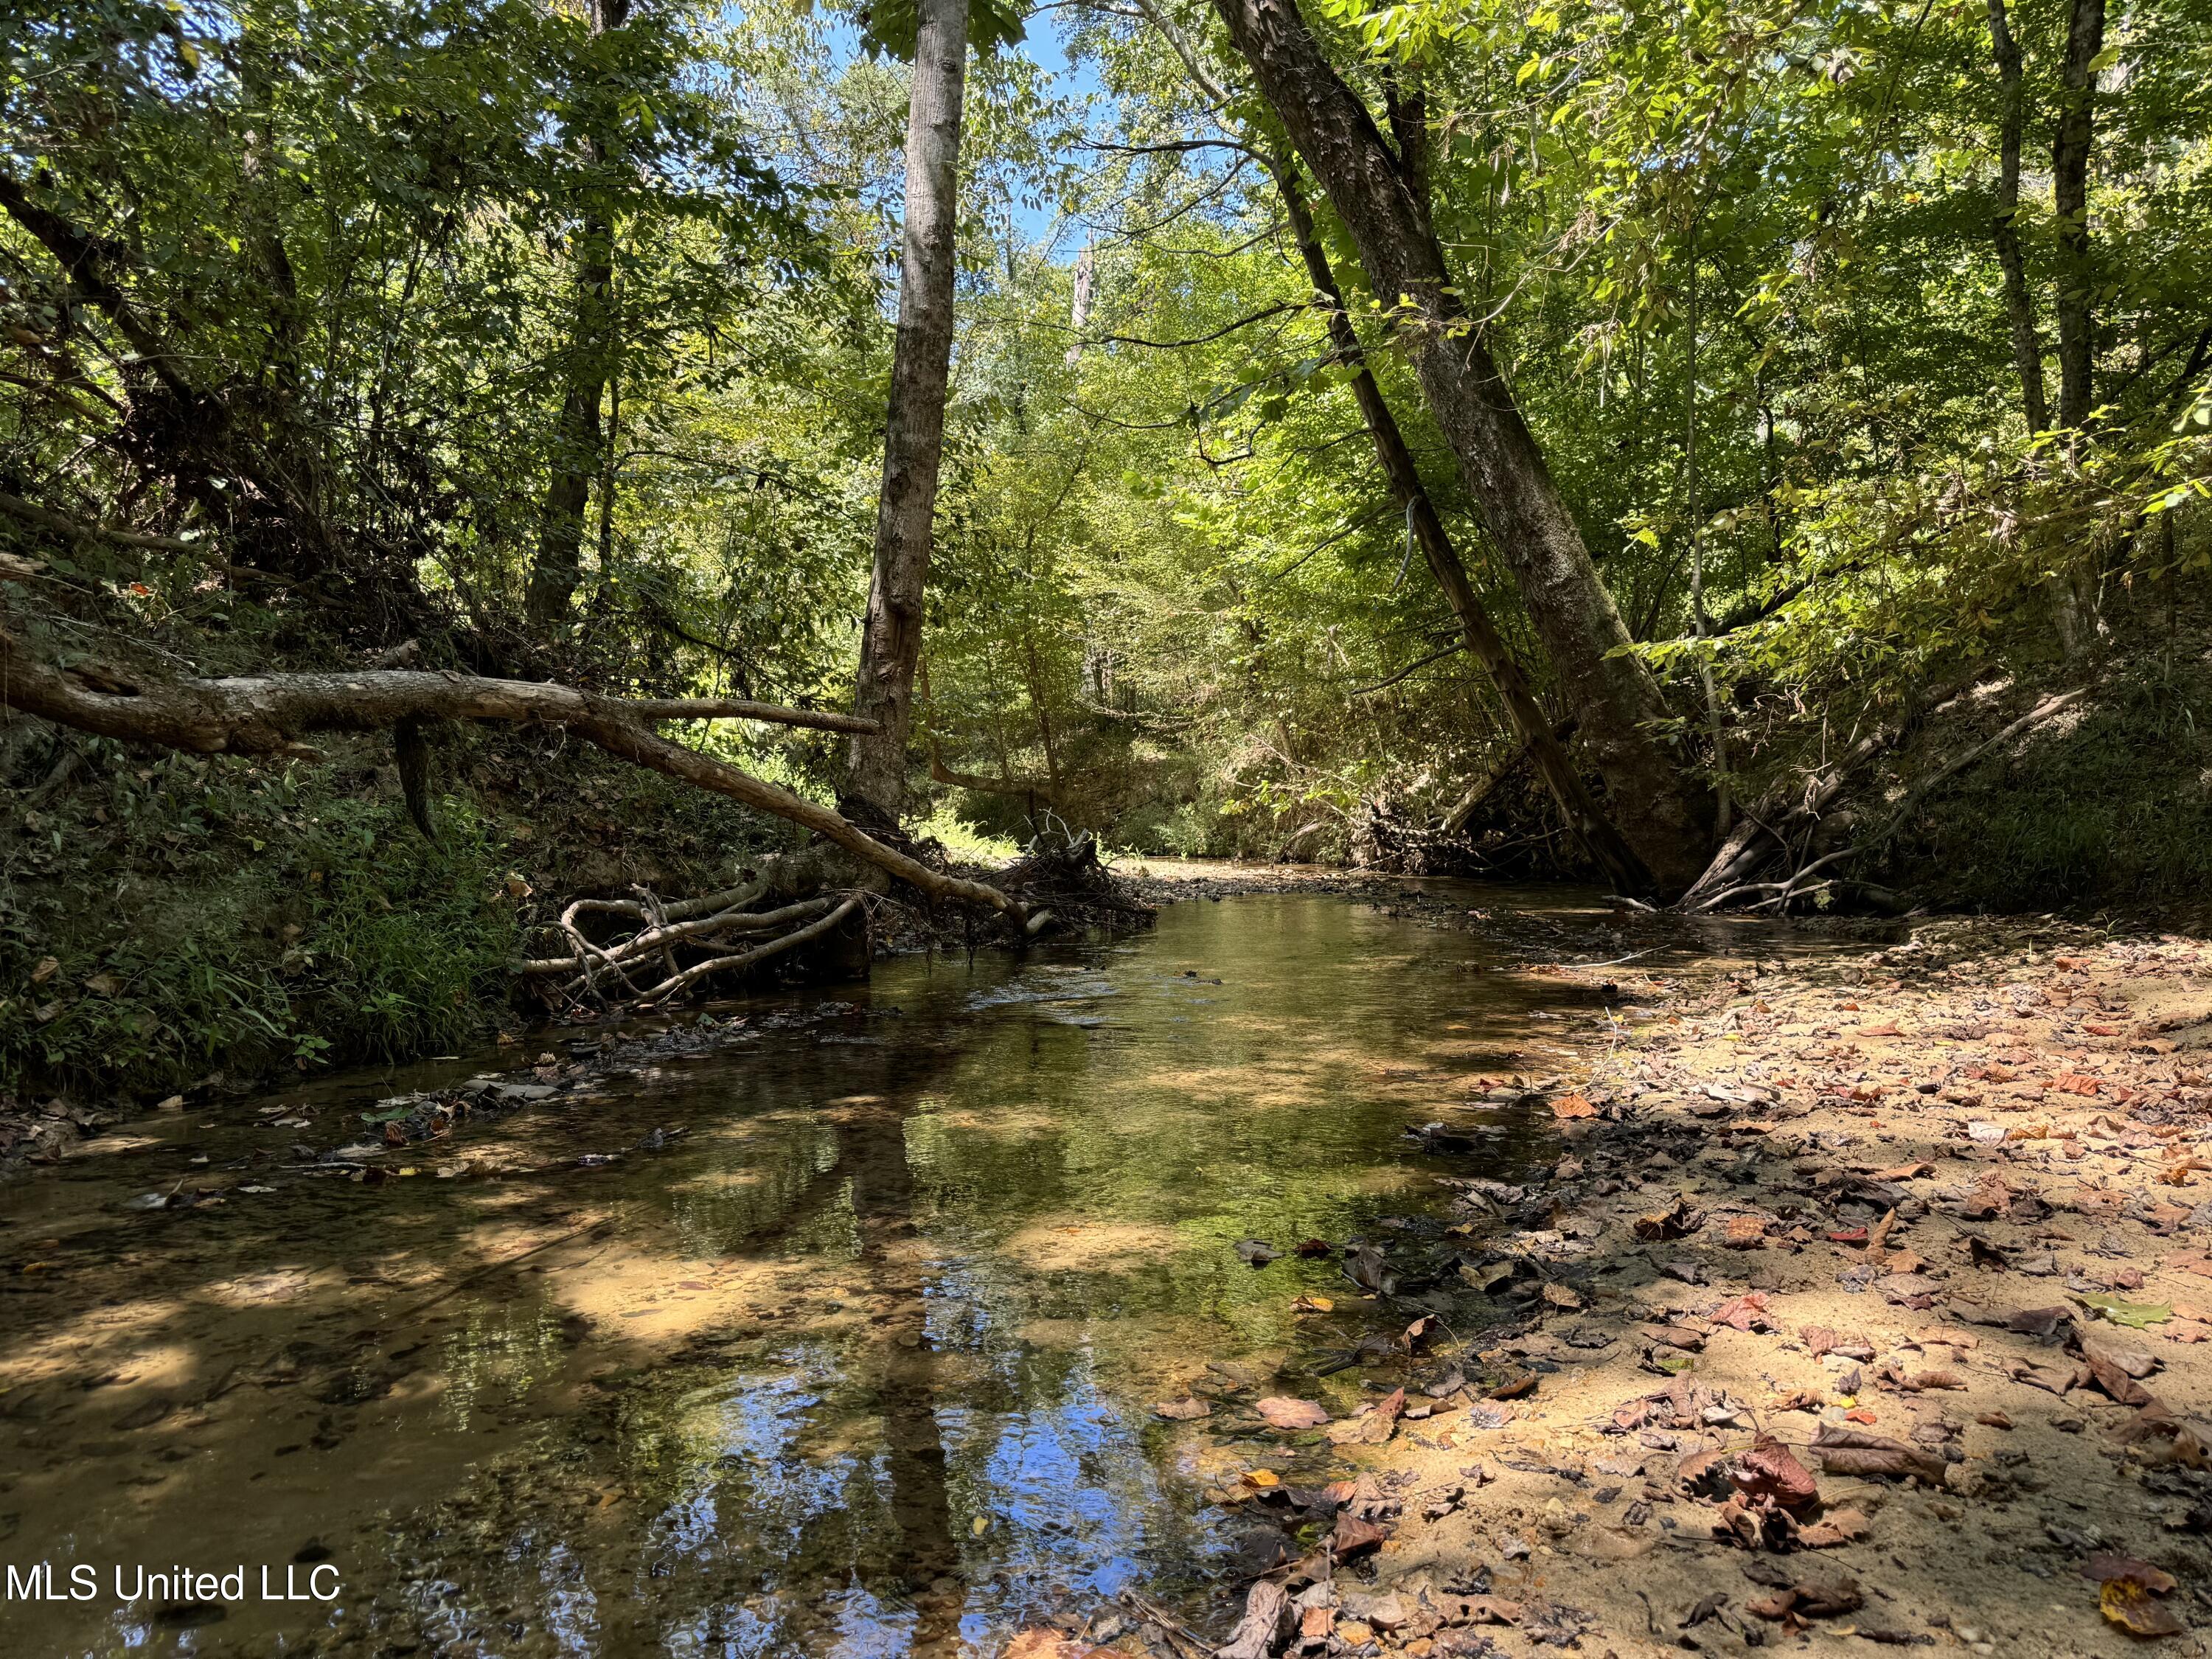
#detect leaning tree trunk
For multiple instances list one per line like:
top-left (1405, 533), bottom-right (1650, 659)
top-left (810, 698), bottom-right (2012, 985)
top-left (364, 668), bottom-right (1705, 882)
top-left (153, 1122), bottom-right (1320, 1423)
top-left (1206, 0), bottom-right (1714, 892)
top-left (527, 0), bottom-right (631, 628)
top-left (1986, 0), bottom-right (2049, 435)
top-left (846, 0), bottom-right (971, 827)
top-left (1268, 158), bottom-right (1654, 893)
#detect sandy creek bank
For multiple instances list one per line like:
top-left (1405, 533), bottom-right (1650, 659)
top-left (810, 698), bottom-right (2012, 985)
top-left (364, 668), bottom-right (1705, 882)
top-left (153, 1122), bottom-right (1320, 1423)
top-left (1025, 881), bottom-right (2212, 1659)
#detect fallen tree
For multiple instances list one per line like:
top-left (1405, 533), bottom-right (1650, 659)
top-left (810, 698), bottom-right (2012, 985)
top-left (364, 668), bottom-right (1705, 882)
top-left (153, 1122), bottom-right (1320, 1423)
top-left (0, 628), bottom-right (1032, 1005)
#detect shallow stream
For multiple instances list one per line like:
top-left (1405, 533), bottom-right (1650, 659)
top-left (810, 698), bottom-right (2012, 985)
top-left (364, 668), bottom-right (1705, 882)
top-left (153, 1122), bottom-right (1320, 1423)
top-left (0, 886), bottom-right (1774, 1658)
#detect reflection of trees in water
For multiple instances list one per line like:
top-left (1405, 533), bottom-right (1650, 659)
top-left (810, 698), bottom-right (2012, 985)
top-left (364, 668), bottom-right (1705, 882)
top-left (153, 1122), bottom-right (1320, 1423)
top-left (350, 901), bottom-right (1575, 1653)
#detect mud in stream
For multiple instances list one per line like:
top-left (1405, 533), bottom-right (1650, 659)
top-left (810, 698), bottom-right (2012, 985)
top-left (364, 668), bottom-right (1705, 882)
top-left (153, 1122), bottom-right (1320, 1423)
top-left (0, 888), bottom-right (1804, 1658)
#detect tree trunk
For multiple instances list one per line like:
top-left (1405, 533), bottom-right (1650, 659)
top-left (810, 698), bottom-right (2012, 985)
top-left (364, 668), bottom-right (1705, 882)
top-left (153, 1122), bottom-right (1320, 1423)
top-left (1270, 159), bottom-right (1655, 892)
top-left (526, 0), bottom-right (631, 628)
top-left (1206, 0), bottom-right (1714, 892)
top-left (2052, 0), bottom-right (2104, 438)
top-left (1986, 0), bottom-right (2049, 434)
top-left (846, 0), bottom-right (970, 826)
top-left (2049, 0), bottom-right (2105, 653)
top-left (1683, 243), bottom-right (1730, 834)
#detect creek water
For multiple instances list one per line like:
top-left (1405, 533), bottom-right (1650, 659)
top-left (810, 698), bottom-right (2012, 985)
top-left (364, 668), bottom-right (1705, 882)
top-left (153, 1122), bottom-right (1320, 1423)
top-left (0, 886), bottom-right (1765, 1658)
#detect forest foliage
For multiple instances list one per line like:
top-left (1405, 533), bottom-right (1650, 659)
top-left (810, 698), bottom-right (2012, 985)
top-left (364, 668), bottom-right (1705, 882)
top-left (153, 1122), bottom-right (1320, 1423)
top-left (3, 0), bottom-right (2211, 1087)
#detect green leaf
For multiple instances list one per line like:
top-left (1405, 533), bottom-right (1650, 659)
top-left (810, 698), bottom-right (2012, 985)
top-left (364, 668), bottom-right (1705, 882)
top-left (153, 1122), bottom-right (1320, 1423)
top-left (2077, 1293), bottom-right (2172, 1329)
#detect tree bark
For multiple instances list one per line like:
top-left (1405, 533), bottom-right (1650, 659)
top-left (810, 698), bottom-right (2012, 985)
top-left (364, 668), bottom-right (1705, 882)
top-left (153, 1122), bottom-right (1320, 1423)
top-left (1683, 243), bottom-right (1730, 833)
top-left (526, 0), bottom-right (631, 627)
top-left (2052, 0), bottom-right (2104, 438)
top-left (846, 0), bottom-right (970, 825)
top-left (1270, 160), bottom-right (1655, 891)
top-left (0, 633), bottom-right (1024, 918)
top-left (2048, 0), bottom-right (2105, 653)
top-left (1211, 0), bottom-right (1713, 890)
top-left (1986, 0), bottom-right (2049, 434)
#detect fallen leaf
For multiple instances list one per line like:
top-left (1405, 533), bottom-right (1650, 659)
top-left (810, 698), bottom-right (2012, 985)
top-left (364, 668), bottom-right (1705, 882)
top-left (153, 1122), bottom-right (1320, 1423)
top-left (1796, 1506), bottom-right (1871, 1548)
top-left (1331, 1514), bottom-right (1389, 1557)
top-left (1712, 1291), bottom-right (1773, 1332)
top-left (2083, 1555), bottom-right (2178, 1594)
top-left (1154, 1397), bottom-right (1211, 1421)
top-left (1723, 1214), bottom-right (1770, 1248)
top-left (1256, 1397), bottom-right (1330, 1430)
top-left (1003, 1630), bottom-right (1084, 1659)
top-left (1731, 1434), bottom-right (1821, 1513)
top-left (2080, 1293), bottom-right (2174, 1330)
top-left (2101, 1579), bottom-right (2185, 1638)
top-left (1542, 1281), bottom-right (1584, 1310)
top-left (1812, 1423), bottom-right (1948, 1483)
top-left (1327, 1388), bottom-right (1405, 1446)
top-left (1635, 1195), bottom-right (1704, 1241)
top-left (1550, 1093), bottom-right (1597, 1119)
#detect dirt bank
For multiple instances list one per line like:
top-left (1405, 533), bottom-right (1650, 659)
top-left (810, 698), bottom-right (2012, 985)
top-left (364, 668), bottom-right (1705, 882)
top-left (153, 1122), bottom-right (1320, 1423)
top-left (1022, 912), bottom-right (2212, 1659)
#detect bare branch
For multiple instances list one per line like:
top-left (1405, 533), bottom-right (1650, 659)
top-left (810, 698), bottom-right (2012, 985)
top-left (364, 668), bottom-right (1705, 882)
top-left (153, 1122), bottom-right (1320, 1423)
top-left (0, 636), bottom-right (1020, 917)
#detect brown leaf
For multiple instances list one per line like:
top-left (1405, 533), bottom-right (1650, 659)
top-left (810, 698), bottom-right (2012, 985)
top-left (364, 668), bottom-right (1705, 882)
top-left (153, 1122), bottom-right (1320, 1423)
top-left (1723, 1214), bottom-right (1770, 1249)
top-left (1731, 1433), bottom-right (1822, 1514)
top-left (1550, 1093), bottom-right (1597, 1119)
top-left (1003, 1631), bottom-right (1087, 1659)
top-left (2085, 1352), bottom-right (2157, 1407)
top-left (1331, 1514), bottom-right (1390, 1557)
top-left (1153, 1397), bottom-right (1211, 1421)
top-left (1634, 1195), bottom-right (1703, 1241)
top-left (1712, 1291), bottom-right (1773, 1332)
top-left (1256, 1396), bottom-right (1330, 1430)
top-left (1541, 1280), bottom-right (1584, 1310)
top-left (2084, 1555), bottom-right (2178, 1594)
top-left (1811, 1423), bottom-right (1948, 1483)
top-left (1796, 1506), bottom-right (1871, 1548)
top-left (1487, 1372), bottom-right (1537, 1400)
top-left (1327, 1387), bottom-right (1405, 1446)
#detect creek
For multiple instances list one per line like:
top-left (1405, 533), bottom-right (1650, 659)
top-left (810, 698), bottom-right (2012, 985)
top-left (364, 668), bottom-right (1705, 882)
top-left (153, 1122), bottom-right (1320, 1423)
top-left (0, 884), bottom-right (1794, 1658)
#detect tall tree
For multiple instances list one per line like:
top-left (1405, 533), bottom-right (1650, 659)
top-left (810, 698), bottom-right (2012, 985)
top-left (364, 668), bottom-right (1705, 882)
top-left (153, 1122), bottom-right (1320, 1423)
top-left (1986, 0), bottom-right (2049, 434)
top-left (2049, 0), bottom-right (2107, 653)
top-left (845, 0), bottom-right (973, 825)
top-left (1268, 157), bottom-right (1654, 891)
top-left (528, 0), bottom-right (633, 627)
top-left (1203, 0), bottom-right (1715, 891)
top-left (2052, 0), bottom-right (2106, 442)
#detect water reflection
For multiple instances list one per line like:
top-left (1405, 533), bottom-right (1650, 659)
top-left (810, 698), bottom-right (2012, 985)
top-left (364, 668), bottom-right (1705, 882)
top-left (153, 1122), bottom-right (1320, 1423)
top-left (0, 889), bottom-right (1672, 1658)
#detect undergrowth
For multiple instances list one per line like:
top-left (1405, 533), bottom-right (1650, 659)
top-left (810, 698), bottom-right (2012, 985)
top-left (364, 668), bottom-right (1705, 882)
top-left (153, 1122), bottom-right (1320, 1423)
top-left (0, 723), bottom-right (798, 1101)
